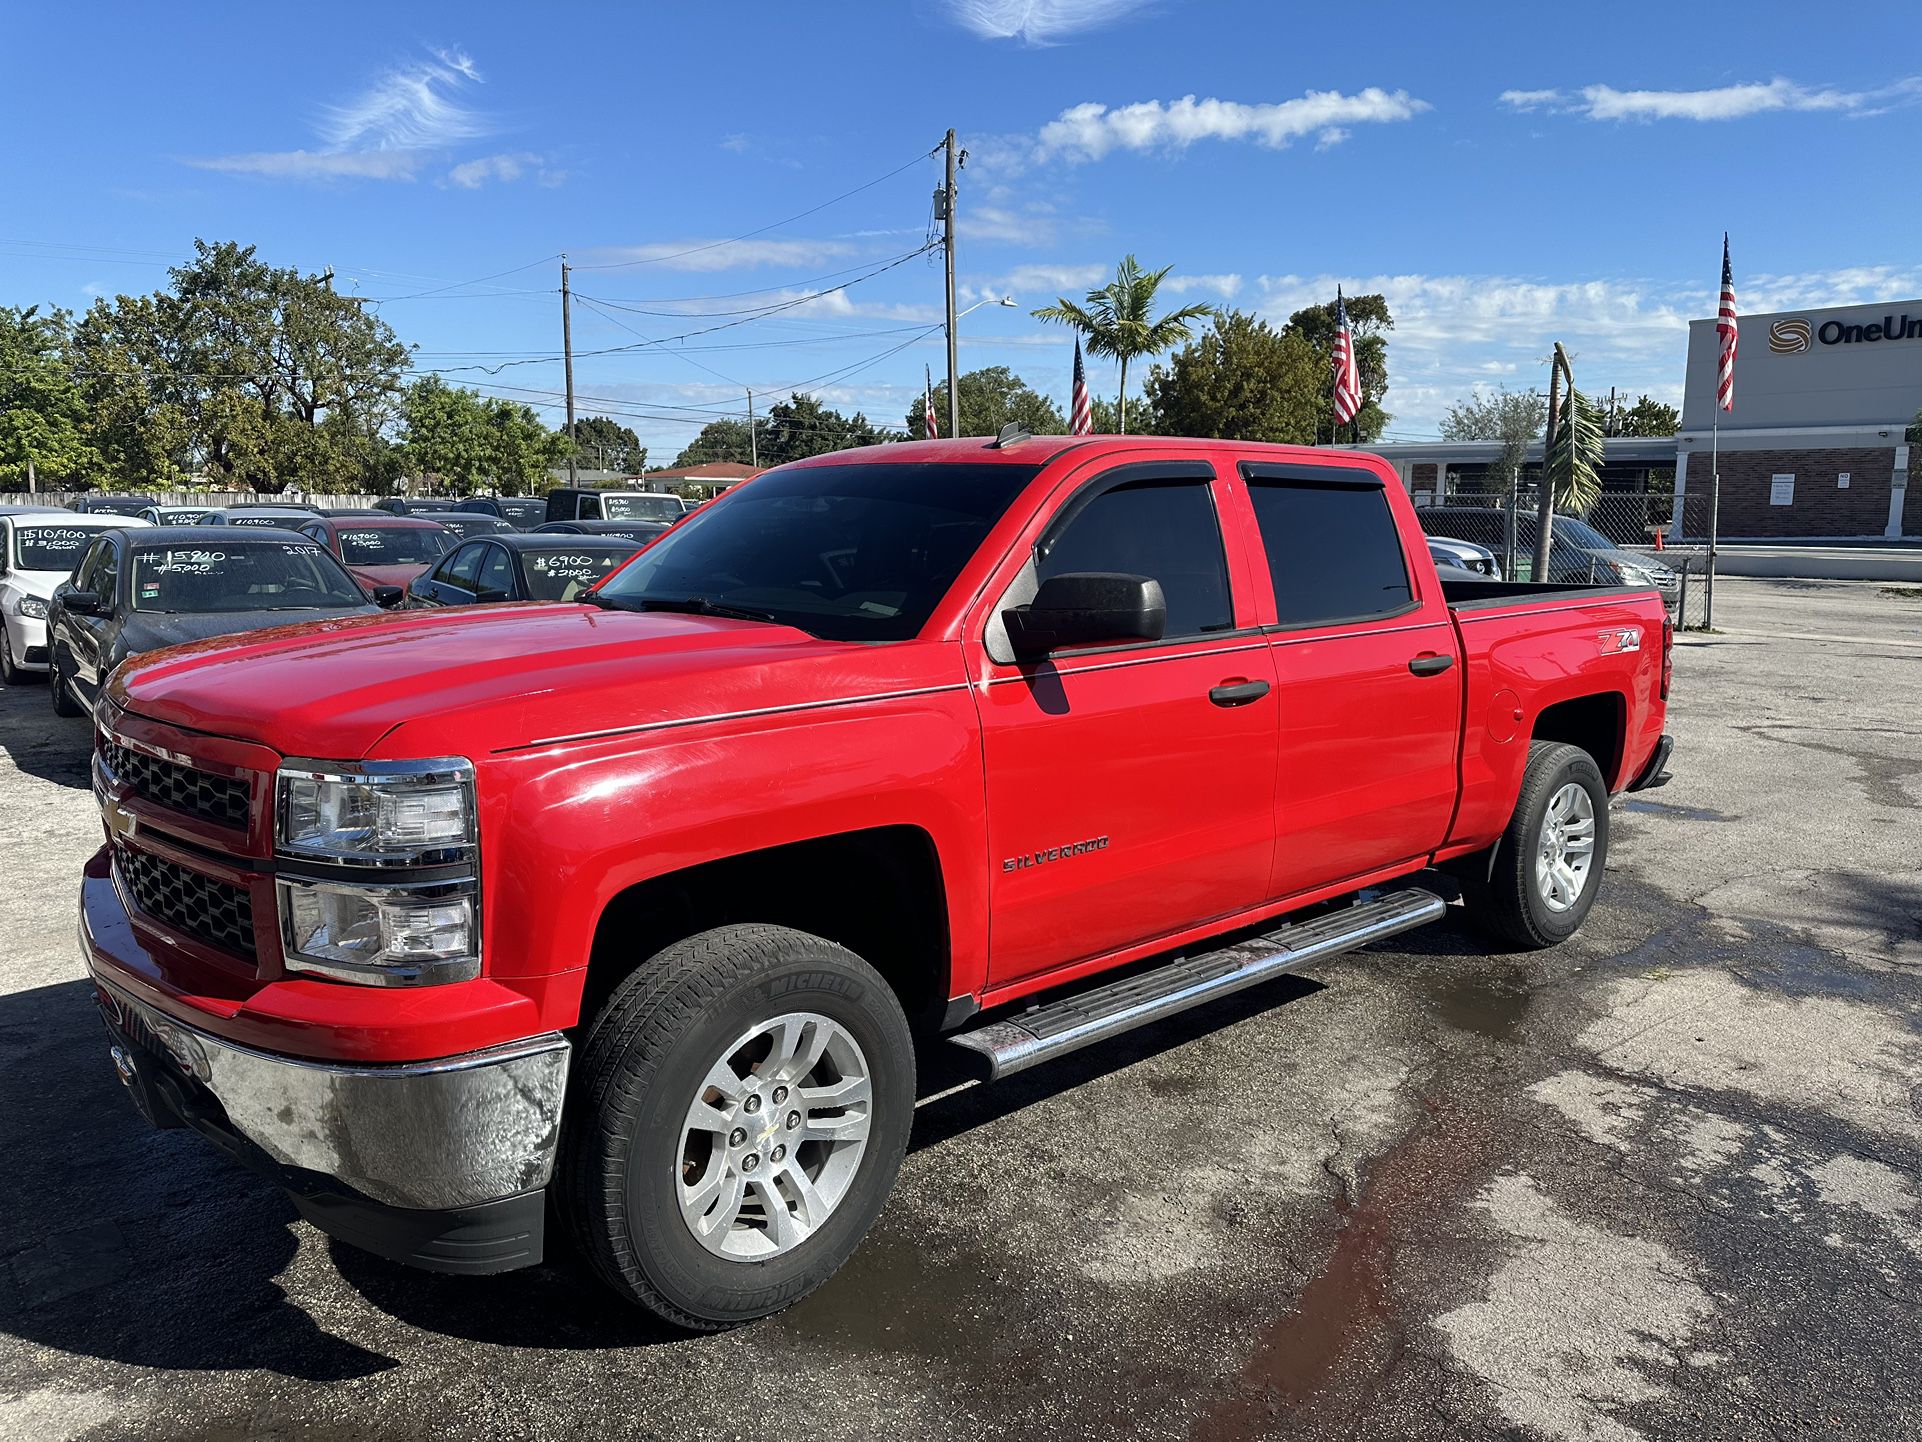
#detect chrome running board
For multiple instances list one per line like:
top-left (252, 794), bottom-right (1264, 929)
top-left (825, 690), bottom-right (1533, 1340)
top-left (949, 889), bottom-right (1446, 1080)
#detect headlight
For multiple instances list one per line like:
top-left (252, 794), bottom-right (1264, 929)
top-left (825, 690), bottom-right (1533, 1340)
top-left (276, 758), bottom-right (475, 865)
top-left (1615, 563), bottom-right (1652, 586)
top-left (278, 877), bottom-right (479, 986)
top-left (16, 595), bottom-right (48, 620)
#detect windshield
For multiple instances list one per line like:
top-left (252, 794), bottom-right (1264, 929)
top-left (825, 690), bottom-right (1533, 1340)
top-left (437, 514), bottom-right (512, 538)
top-left (223, 515), bottom-right (299, 529)
top-left (523, 548), bottom-right (639, 601)
top-left (596, 462), bottom-right (1041, 641)
top-left (13, 525), bottom-right (101, 574)
top-left (496, 498), bottom-right (547, 524)
top-left (131, 542), bottom-right (368, 613)
top-left (601, 494), bottom-right (685, 522)
top-left (159, 508), bottom-right (213, 524)
top-left (337, 527), bottom-right (450, 566)
top-left (1551, 516), bottom-right (1615, 551)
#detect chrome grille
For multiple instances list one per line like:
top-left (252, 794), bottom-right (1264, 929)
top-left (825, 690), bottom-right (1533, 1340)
top-left (114, 842), bottom-right (257, 961)
top-left (102, 737), bottom-right (250, 828)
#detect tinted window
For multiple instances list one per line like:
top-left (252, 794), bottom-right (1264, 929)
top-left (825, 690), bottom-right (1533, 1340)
top-left (224, 515), bottom-right (290, 529)
top-left (1249, 481), bottom-right (1411, 627)
top-left (96, 546), bottom-right (122, 605)
top-left (13, 525), bottom-right (98, 574)
top-left (497, 498), bottom-right (547, 526)
top-left (440, 544), bottom-right (488, 593)
top-left (1038, 479), bottom-right (1232, 638)
top-left (437, 513), bottom-right (515, 539)
top-left (598, 462), bottom-right (1039, 642)
top-left (601, 494), bottom-right (685, 522)
top-left (521, 547), bottom-right (637, 601)
top-left (477, 546), bottom-right (515, 597)
top-left (131, 542), bottom-right (367, 613)
top-left (338, 528), bottom-right (450, 566)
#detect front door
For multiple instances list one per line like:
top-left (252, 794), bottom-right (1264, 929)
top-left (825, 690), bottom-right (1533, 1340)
top-left (977, 462), bottom-right (1279, 989)
top-left (69, 536), bottom-right (121, 700)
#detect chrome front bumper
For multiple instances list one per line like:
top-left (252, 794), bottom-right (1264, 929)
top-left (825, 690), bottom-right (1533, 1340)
top-left (93, 976), bottom-right (570, 1212)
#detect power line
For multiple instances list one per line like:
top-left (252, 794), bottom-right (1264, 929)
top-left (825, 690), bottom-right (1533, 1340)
top-left (573, 246), bottom-right (936, 314)
top-left (568, 146), bottom-right (941, 272)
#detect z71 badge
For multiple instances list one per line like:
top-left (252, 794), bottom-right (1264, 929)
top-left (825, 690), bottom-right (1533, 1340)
top-left (1597, 627), bottom-right (1642, 655)
top-left (1003, 836), bottom-right (1109, 872)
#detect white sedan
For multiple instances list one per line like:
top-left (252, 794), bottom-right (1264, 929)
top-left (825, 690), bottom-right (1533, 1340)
top-left (1, 513), bottom-right (149, 683)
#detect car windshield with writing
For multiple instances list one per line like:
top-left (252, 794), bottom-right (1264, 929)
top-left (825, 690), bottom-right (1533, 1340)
top-left (595, 462), bottom-right (1039, 641)
top-left (599, 494), bottom-right (686, 522)
top-left (522, 546), bottom-right (640, 602)
top-left (337, 528), bottom-right (450, 566)
top-left (131, 541), bottom-right (369, 613)
top-left (14, 525), bottom-right (98, 574)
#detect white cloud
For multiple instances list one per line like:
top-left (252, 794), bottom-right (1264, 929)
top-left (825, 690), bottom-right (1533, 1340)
top-left (720, 133), bottom-right (751, 152)
top-left (187, 47), bottom-right (494, 183)
top-left (1035, 89), bottom-right (1429, 162)
top-left (444, 151), bottom-right (543, 189)
top-left (1315, 127), bottom-right (1350, 150)
top-left (1500, 75), bottom-right (1922, 122)
top-left (938, 0), bottom-right (1157, 44)
top-left (577, 238), bottom-right (861, 273)
top-left (1163, 272), bottom-right (1242, 299)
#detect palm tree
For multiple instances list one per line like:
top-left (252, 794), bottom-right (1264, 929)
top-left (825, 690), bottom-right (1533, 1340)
top-left (1032, 256), bottom-right (1216, 433)
top-left (1546, 388), bottom-right (1606, 514)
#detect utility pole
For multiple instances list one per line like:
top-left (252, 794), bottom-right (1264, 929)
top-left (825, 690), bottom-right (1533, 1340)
top-left (942, 128), bottom-right (960, 440)
top-left (747, 388), bottom-right (758, 468)
top-left (561, 257), bottom-right (579, 486)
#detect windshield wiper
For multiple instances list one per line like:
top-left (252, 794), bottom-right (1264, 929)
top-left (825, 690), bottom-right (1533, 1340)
top-left (631, 595), bottom-right (778, 623)
top-left (579, 590), bottom-right (634, 611)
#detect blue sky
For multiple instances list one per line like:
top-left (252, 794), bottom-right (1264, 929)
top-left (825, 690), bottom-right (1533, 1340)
top-left (5, 1), bottom-right (1920, 455)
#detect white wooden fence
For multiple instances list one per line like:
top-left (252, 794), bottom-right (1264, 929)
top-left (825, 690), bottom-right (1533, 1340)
top-left (1, 492), bottom-right (385, 509)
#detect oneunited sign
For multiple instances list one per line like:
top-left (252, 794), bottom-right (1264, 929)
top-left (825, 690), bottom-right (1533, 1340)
top-left (1769, 312), bottom-right (1922, 353)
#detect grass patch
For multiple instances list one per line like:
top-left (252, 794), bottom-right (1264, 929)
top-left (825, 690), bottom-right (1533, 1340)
top-left (1881, 585), bottom-right (1922, 600)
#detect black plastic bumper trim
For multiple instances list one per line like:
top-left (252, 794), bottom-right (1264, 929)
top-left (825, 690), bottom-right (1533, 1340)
top-left (1627, 733), bottom-right (1675, 792)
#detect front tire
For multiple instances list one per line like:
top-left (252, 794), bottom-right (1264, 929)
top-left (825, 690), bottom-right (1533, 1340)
top-left (49, 646), bottom-right (84, 717)
top-left (0, 626), bottom-right (25, 685)
top-left (558, 924), bottom-right (915, 1330)
top-left (1460, 740), bottom-right (1609, 948)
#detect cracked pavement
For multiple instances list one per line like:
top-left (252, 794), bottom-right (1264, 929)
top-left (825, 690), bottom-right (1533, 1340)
top-left (1, 576), bottom-right (1918, 1441)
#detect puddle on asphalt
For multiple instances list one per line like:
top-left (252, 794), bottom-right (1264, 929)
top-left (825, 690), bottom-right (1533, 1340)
top-left (775, 1219), bottom-right (1008, 1362)
top-left (1618, 798), bottom-right (1733, 822)
top-left (1422, 969), bottom-right (1533, 1041)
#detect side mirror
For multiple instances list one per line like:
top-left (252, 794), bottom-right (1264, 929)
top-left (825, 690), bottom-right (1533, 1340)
top-left (62, 588), bottom-right (103, 616)
top-left (1003, 572), bottom-right (1166, 660)
top-left (370, 584), bottom-right (404, 608)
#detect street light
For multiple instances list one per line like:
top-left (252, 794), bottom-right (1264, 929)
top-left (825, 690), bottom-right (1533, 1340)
top-left (943, 296), bottom-right (1016, 436)
top-left (950, 295), bottom-right (1018, 328)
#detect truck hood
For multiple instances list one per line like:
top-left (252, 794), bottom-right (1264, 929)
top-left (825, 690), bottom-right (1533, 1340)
top-left (109, 602), bottom-right (849, 759)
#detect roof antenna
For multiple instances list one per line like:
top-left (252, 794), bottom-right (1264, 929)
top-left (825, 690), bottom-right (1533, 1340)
top-left (991, 422), bottom-right (1031, 449)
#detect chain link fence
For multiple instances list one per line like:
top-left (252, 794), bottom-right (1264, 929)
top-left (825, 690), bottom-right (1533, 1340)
top-left (1415, 488), bottom-right (1717, 628)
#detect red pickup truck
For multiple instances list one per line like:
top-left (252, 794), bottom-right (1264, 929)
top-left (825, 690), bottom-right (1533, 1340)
top-left (80, 435), bottom-right (1672, 1329)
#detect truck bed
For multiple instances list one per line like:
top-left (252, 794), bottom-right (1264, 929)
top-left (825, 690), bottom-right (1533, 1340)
top-left (1440, 577), bottom-right (1660, 611)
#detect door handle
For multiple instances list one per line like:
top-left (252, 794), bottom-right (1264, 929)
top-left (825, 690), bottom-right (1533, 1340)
top-left (1408, 653), bottom-right (1455, 677)
top-left (1208, 679), bottom-right (1271, 707)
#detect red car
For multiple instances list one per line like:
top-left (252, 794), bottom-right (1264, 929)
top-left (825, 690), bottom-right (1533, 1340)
top-left (82, 435), bottom-right (1672, 1329)
top-left (293, 515), bottom-right (453, 602)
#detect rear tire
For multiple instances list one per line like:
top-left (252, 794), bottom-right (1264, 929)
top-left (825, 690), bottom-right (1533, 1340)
top-left (1460, 740), bottom-right (1608, 949)
top-left (557, 923), bottom-right (915, 1330)
top-left (49, 646), bottom-right (84, 717)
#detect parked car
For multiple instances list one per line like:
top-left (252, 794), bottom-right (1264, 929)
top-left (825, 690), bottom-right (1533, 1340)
top-left (0, 503), bottom-right (69, 517)
top-left (45, 526), bottom-right (385, 716)
top-left (1427, 535), bottom-right (1497, 576)
top-left (407, 533), bottom-right (644, 607)
top-left (69, 495), bottom-right (158, 516)
top-left (433, 512), bottom-right (519, 541)
top-left (534, 518), bottom-right (672, 544)
top-left (544, 487), bottom-right (689, 524)
top-left (454, 495), bottom-right (549, 529)
top-left (0, 513), bottom-right (150, 683)
top-left (80, 436), bottom-right (1674, 1329)
top-left (1415, 506), bottom-right (1679, 606)
top-left (208, 507), bottom-right (319, 530)
top-left (317, 507), bottom-right (390, 519)
top-left (293, 516), bottom-right (453, 603)
top-left (137, 505), bottom-right (217, 526)
top-left (374, 497), bottom-right (457, 517)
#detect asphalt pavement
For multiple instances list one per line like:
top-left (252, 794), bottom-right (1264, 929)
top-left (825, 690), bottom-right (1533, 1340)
top-left (1, 576), bottom-right (1918, 1442)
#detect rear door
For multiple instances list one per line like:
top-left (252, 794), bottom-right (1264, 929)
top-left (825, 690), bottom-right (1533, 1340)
top-left (416, 543), bottom-right (486, 606)
top-left (975, 458), bottom-right (1280, 987)
top-left (1240, 462), bottom-right (1462, 899)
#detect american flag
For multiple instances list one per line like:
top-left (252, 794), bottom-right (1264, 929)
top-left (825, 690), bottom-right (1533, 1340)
top-left (1715, 234), bottom-right (1738, 412)
top-left (924, 365), bottom-right (939, 439)
top-left (1070, 338), bottom-right (1092, 435)
top-left (1331, 287), bottom-right (1362, 426)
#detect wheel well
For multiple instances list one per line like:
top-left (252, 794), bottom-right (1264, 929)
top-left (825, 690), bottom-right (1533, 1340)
top-left (1532, 693), bottom-right (1626, 787)
top-left (579, 826), bottom-right (952, 1033)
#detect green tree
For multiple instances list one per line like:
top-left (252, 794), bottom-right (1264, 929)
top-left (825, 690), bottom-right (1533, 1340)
top-left (1441, 387), bottom-right (1546, 495)
top-left (1608, 394), bottom-right (1680, 437)
top-left (906, 366), bottom-right (1065, 439)
top-left (1546, 389), bottom-right (1606, 513)
top-left (1031, 256), bottom-right (1216, 433)
top-left (1140, 310), bottom-right (1323, 443)
top-left (72, 240), bottom-right (410, 492)
top-left (673, 417), bottom-right (760, 468)
top-left (761, 393), bottom-right (895, 465)
top-left (1282, 293), bottom-right (1394, 442)
top-left (0, 306), bottom-right (106, 489)
top-left (573, 414), bottom-right (647, 473)
top-left (399, 376), bottom-right (567, 494)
